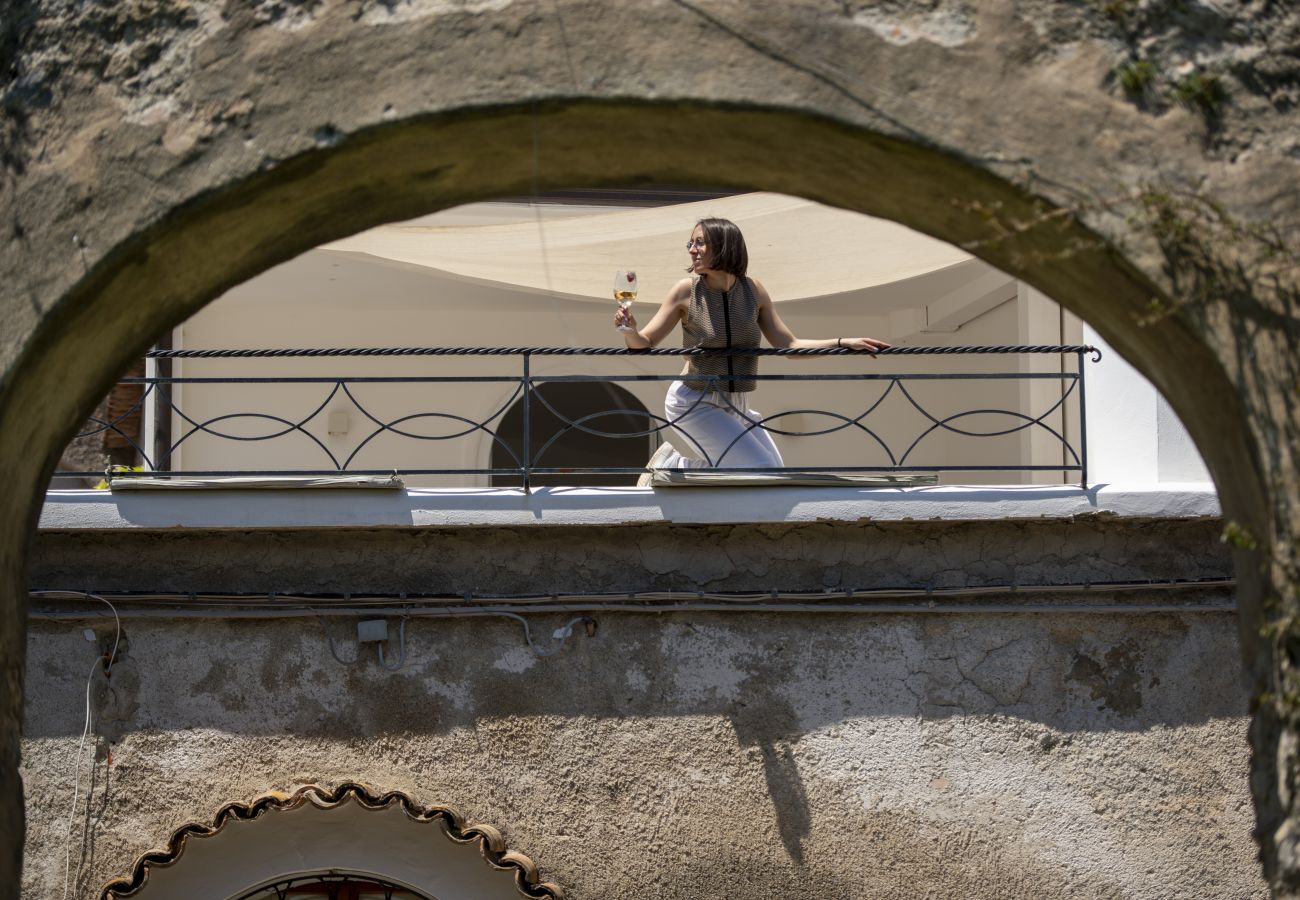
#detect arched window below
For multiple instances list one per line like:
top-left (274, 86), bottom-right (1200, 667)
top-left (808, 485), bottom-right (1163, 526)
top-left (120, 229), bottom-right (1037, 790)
top-left (101, 784), bottom-right (559, 900)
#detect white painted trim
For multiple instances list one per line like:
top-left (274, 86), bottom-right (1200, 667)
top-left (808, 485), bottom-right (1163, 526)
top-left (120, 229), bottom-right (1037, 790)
top-left (40, 483), bottom-right (1220, 531)
top-left (1083, 325), bottom-right (1210, 483)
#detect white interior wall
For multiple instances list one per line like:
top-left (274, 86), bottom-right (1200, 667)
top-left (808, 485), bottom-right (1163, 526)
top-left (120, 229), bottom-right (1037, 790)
top-left (1082, 325), bottom-right (1210, 485)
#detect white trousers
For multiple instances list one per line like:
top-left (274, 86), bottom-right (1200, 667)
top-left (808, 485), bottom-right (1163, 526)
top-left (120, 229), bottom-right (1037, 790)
top-left (660, 380), bottom-right (784, 469)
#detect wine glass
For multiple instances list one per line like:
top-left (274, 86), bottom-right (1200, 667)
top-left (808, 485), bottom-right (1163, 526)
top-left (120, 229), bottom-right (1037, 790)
top-left (614, 270), bottom-right (638, 333)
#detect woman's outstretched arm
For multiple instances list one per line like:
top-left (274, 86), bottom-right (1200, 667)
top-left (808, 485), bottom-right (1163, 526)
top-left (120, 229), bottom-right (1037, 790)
top-left (753, 277), bottom-right (891, 352)
top-left (615, 278), bottom-right (692, 349)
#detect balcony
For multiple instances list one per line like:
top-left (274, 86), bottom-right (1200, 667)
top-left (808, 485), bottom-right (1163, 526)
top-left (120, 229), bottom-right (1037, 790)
top-left (49, 192), bottom-right (1211, 516)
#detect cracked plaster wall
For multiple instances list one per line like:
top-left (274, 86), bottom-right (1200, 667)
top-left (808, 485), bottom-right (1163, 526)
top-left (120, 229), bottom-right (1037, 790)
top-left (22, 610), bottom-right (1259, 899)
top-left (20, 515), bottom-right (1262, 897)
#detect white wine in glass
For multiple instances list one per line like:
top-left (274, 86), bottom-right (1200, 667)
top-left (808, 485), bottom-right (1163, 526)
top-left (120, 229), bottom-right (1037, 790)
top-left (614, 270), bottom-right (638, 333)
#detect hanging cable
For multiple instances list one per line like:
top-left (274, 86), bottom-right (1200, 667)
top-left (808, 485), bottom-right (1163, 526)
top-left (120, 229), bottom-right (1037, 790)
top-left (377, 617), bottom-right (408, 671)
top-left (317, 615), bottom-right (360, 666)
top-left (61, 593), bottom-right (120, 900)
top-left (497, 612), bottom-right (595, 658)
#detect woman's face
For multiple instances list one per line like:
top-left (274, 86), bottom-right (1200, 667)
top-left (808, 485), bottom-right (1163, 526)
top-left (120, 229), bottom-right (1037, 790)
top-left (687, 225), bottom-right (712, 274)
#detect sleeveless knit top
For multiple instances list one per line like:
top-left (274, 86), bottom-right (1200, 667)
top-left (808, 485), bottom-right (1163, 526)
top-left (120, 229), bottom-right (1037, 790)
top-left (682, 275), bottom-right (762, 392)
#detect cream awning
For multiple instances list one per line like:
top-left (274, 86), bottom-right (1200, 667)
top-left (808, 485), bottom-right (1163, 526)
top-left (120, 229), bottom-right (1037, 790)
top-left (323, 193), bottom-right (973, 306)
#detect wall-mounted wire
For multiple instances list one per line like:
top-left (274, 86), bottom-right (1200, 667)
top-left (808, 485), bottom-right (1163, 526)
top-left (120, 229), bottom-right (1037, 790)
top-left (317, 615), bottom-right (360, 666)
top-left (57, 592), bottom-right (120, 900)
top-left (28, 577), bottom-right (1238, 613)
top-left (503, 613), bottom-right (595, 658)
top-left (317, 615), bottom-right (408, 671)
top-left (377, 617), bottom-right (408, 672)
top-left (314, 610), bottom-right (592, 669)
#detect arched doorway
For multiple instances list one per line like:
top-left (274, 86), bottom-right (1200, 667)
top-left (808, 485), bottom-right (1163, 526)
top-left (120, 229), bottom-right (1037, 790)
top-left (490, 381), bottom-right (655, 487)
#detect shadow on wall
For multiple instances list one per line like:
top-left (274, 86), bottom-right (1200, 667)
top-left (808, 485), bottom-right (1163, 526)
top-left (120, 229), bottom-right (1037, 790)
top-left (25, 609), bottom-right (1248, 871)
top-left (730, 675), bottom-right (814, 865)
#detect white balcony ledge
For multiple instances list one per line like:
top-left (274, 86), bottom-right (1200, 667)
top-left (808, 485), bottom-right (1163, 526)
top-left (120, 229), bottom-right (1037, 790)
top-left (39, 482), bottom-right (1219, 531)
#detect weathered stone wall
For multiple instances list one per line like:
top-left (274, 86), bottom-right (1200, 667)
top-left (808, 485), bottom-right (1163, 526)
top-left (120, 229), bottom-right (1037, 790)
top-left (22, 610), bottom-right (1258, 899)
top-left (4, 0), bottom-right (1298, 894)
top-left (21, 514), bottom-right (1259, 898)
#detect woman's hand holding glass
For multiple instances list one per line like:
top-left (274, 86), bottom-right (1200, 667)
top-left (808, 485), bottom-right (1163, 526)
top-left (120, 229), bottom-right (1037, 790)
top-left (613, 304), bottom-right (638, 334)
top-left (614, 270), bottom-right (638, 334)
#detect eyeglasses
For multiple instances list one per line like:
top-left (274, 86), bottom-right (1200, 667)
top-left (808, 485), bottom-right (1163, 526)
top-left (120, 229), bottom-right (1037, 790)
top-left (686, 238), bottom-right (707, 250)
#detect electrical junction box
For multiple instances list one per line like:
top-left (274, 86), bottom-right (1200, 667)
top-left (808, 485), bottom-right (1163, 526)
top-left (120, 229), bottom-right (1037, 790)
top-left (357, 619), bottom-right (388, 643)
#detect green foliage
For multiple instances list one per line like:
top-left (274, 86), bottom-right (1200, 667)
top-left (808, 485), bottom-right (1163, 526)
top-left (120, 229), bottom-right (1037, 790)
top-left (1223, 520), bottom-right (1260, 551)
top-left (1088, 0), bottom-right (1231, 134)
top-left (1172, 70), bottom-right (1227, 115)
top-left (1115, 58), bottom-right (1159, 101)
top-left (1096, 0), bottom-right (1142, 28)
top-left (1127, 187), bottom-right (1298, 326)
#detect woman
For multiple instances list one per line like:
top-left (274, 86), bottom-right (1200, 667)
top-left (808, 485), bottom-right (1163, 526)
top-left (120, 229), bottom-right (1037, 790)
top-left (614, 217), bottom-right (891, 470)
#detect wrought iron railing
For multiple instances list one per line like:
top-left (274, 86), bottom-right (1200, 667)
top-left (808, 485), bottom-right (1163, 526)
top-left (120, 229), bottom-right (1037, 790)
top-left (56, 345), bottom-right (1099, 489)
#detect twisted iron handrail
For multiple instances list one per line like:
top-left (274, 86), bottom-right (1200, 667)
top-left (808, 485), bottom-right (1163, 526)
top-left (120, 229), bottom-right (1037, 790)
top-left (146, 344), bottom-right (1102, 360)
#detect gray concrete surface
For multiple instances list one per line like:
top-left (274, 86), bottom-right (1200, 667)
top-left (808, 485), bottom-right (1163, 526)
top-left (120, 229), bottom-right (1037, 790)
top-left (30, 516), bottom-right (1232, 596)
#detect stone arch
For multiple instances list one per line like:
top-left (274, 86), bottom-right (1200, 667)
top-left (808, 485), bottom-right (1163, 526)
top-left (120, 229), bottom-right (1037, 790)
top-left (4, 2), bottom-right (1296, 893)
top-left (3, 99), bottom-right (1266, 599)
top-left (98, 783), bottom-right (561, 899)
top-left (5, 97), bottom-right (1274, 893)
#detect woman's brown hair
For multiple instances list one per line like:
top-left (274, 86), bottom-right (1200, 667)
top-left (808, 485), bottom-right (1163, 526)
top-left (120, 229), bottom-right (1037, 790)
top-left (687, 217), bottom-right (749, 277)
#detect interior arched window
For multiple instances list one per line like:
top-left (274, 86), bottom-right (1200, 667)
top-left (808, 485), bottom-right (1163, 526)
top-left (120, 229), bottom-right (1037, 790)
top-left (491, 381), bottom-right (655, 487)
